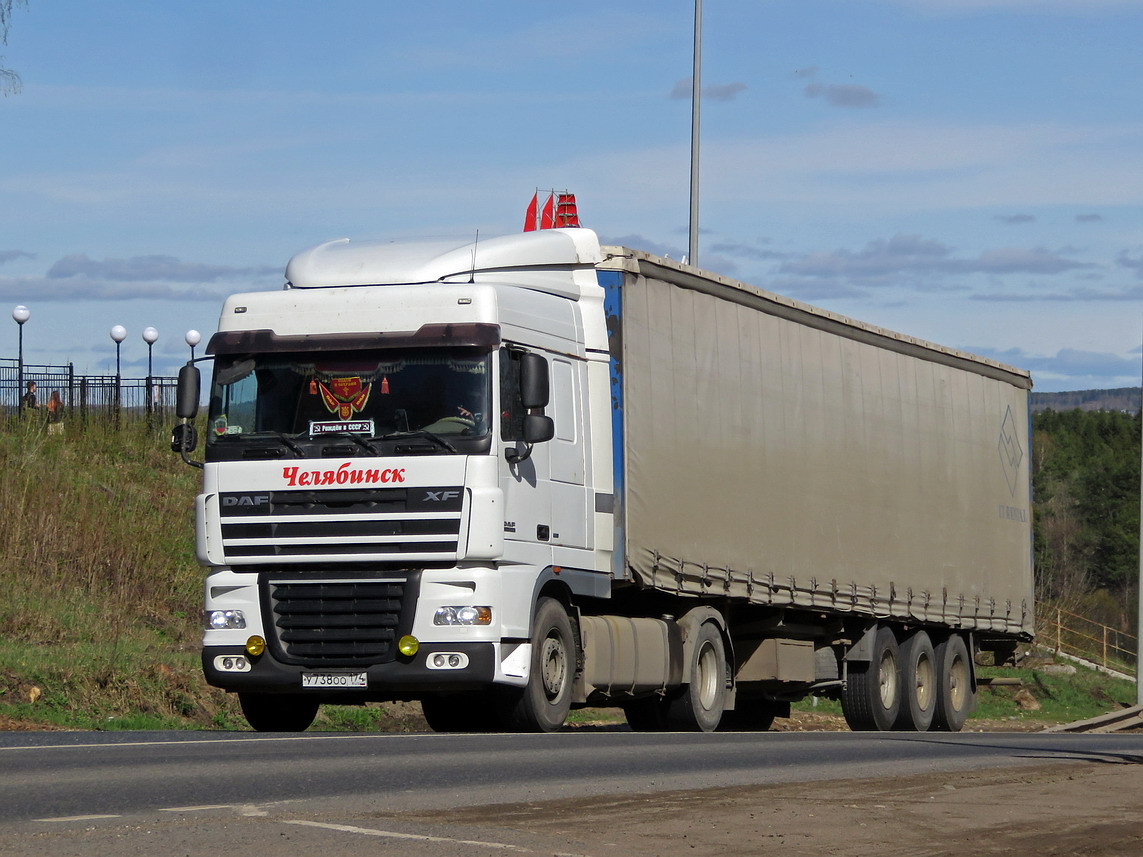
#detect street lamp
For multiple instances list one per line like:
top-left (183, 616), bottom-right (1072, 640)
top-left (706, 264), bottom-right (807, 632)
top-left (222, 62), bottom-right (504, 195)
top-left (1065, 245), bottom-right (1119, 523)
top-left (142, 326), bottom-right (158, 421)
top-left (110, 324), bottom-right (126, 424)
top-left (185, 329), bottom-right (201, 361)
top-left (11, 305), bottom-right (29, 413)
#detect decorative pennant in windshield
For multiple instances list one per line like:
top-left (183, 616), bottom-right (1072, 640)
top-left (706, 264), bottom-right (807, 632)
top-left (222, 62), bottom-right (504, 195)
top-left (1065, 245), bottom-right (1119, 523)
top-left (317, 377), bottom-right (372, 420)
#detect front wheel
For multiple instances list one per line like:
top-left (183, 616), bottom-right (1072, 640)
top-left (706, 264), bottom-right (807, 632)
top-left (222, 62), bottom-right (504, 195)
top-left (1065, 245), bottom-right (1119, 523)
top-left (238, 692), bottom-right (319, 732)
top-left (498, 597), bottom-right (576, 733)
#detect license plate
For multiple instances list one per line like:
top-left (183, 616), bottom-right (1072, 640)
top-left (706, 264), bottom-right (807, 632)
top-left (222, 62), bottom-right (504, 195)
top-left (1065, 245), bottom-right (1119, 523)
top-left (301, 672), bottom-right (367, 689)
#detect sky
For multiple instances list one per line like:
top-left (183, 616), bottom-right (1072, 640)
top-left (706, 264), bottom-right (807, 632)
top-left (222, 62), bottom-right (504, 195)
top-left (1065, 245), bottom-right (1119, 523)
top-left (1, 0), bottom-right (1142, 391)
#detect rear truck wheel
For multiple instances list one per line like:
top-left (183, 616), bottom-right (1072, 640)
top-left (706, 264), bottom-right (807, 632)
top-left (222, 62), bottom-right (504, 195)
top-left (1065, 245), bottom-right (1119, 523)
top-left (894, 630), bottom-right (937, 732)
top-left (665, 621), bottom-right (727, 732)
top-left (498, 597), bottom-right (576, 733)
top-left (421, 694), bottom-right (503, 733)
top-left (841, 624), bottom-right (901, 731)
top-left (932, 634), bottom-right (974, 732)
top-left (238, 692), bottom-right (319, 732)
top-left (716, 698), bottom-right (779, 732)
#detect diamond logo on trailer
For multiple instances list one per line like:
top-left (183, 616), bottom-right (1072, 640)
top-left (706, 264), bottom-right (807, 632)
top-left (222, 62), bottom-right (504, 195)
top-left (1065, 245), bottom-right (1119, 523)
top-left (998, 406), bottom-right (1023, 497)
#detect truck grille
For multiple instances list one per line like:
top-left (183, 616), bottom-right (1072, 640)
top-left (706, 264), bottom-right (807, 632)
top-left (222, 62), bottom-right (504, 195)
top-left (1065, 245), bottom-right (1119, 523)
top-left (266, 575), bottom-right (411, 665)
top-left (219, 487), bottom-right (463, 563)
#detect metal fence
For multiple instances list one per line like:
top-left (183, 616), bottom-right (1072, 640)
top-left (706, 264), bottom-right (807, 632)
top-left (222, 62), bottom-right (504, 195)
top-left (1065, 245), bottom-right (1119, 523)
top-left (1, 357), bottom-right (179, 424)
top-left (1037, 603), bottom-right (1137, 680)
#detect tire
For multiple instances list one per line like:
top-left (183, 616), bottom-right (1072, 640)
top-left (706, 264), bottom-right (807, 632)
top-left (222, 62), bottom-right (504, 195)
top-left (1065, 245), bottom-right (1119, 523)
top-left (932, 634), bottom-right (974, 732)
top-left (238, 692), bottom-right (319, 732)
top-left (421, 694), bottom-right (502, 733)
top-left (894, 630), bottom-right (937, 732)
top-left (716, 698), bottom-right (779, 732)
top-left (665, 622), bottom-right (727, 732)
top-left (497, 597), bottom-right (576, 733)
top-left (841, 625), bottom-right (901, 732)
top-left (623, 696), bottom-right (670, 732)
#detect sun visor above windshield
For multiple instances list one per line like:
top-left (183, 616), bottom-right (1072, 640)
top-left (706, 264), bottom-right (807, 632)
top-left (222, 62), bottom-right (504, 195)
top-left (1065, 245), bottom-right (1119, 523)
top-left (207, 323), bottom-right (501, 355)
top-left (285, 228), bottom-right (603, 288)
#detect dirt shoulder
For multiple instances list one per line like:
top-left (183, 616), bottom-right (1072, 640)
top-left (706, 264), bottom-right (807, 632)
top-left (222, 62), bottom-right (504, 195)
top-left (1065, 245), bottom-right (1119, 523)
top-left (417, 760), bottom-right (1143, 857)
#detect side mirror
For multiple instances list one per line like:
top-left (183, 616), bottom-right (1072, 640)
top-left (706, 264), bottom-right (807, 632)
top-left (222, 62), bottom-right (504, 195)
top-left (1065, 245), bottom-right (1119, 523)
top-left (176, 364), bottom-right (201, 419)
top-left (171, 422), bottom-right (198, 453)
top-left (520, 352), bottom-right (549, 410)
top-left (522, 414), bottom-right (554, 444)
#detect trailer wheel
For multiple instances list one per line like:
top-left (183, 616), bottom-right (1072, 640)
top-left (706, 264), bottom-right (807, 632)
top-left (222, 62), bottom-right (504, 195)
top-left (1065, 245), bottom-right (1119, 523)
top-left (932, 634), bottom-right (974, 732)
top-left (893, 630), bottom-right (936, 731)
top-left (841, 625), bottom-right (901, 731)
top-left (498, 597), bottom-right (575, 733)
top-left (665, 622), bottom-right (727, 732)
top-left (238, 692), bottom-right (319, 732)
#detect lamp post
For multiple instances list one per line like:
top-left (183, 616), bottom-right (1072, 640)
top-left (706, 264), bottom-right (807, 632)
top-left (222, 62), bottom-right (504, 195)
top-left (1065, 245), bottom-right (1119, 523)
top-left (11, 305), bottom-right (29, 414)
top-left (185, 329), bottom-right (201, 361)
top-left (110, 324), bottom-right (126, 425)
top-left (142, 326), bottom-right (158, 422)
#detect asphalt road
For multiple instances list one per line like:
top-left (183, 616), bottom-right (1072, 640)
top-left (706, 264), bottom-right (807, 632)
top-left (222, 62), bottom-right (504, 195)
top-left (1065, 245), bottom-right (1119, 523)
top-left (2, 729), bottom-right (1140, 829)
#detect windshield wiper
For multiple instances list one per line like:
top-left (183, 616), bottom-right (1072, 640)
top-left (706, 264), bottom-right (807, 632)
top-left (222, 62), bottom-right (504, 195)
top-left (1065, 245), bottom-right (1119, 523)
top-left (380, 430), bottom-right (458, 453)
top-left (320, 431), bottom-right (376, 455)
top-left (269, 431), bottom-right (307, 457)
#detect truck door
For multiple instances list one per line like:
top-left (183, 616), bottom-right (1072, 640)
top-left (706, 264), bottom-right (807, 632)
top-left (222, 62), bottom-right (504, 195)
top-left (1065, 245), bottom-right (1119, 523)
top-left (548, 358), bottom-right (589, 549)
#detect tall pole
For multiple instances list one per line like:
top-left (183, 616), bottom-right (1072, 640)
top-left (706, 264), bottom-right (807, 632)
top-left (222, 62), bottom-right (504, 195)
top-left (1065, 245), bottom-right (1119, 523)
top-left (12, 305), bottom-right (29, 413)
top-left (1137, 332), bottom-right (1142, 705)
top-left (688, 0), bottom-right (702, 268)
top-left (143, 326), bottom-right (158, 425)
top-left (110, 325), bottom-right (126, 428)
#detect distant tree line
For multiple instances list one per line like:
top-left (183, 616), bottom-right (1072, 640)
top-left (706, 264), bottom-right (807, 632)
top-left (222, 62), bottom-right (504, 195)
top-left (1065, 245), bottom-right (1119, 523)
top-left (1033, 407), bottom-right (1141, 632)
top-left (1031, 387), bottom-right (1141, 415)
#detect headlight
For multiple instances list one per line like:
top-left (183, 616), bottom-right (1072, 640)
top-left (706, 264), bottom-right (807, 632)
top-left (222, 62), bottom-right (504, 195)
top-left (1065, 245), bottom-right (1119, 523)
top-left (433, 606), bottom-right (492, 626)
top-left (206, 609), bottom-right (246, 630)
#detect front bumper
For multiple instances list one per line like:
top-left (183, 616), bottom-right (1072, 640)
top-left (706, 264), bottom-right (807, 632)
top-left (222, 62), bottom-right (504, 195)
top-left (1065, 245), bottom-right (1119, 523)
top-left (203, 641), bottom-right (497, 699)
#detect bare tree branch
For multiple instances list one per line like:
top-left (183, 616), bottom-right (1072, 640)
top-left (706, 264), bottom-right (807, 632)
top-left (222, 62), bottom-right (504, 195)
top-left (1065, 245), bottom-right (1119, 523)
top-left (1, 0), bottom-right (28, 96)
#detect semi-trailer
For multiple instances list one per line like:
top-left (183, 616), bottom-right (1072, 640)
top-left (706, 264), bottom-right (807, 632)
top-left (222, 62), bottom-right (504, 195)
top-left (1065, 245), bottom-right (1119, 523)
top-left (173, 224), bottom-right (1033, 733)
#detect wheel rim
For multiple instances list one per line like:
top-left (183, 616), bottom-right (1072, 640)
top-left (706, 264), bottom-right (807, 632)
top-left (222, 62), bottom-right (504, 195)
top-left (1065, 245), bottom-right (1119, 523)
top-left (696, 640), bottom-right (720, 711)
top-left (947, 652), bottom-right (967, 711)
top-left (539, 632), bottom-right (568, 701)
top-left (915, 652), bottom-right (935, 711)
top-left (878, 650), bottom-right (898, 709)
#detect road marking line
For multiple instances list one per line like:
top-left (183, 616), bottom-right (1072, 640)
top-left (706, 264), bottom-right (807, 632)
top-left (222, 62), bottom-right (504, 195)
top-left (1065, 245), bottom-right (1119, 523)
top-left (158, 805), bottom-right (234, 813)
top-left (35, 814), bottom-right (122, 823)
top-left (282, 819), bottom-right (535, 852)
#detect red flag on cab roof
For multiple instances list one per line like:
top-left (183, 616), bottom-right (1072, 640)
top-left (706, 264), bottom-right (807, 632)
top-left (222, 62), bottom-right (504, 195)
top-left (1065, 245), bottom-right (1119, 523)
top-left (540, 193), bottom-right (555, 229)
top-left (555, 193), bottom-right (579, 227)
top-left (523, 192), bottom-right (539, 232)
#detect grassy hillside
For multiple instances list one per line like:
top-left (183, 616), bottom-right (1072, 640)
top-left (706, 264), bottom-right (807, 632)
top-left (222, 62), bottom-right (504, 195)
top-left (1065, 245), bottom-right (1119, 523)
top-left (0, 417), bottom-right (1135, 732)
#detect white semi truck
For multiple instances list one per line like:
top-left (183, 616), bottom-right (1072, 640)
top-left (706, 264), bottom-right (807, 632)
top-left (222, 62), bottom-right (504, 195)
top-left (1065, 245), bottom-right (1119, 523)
top-left (173, 226), bottom-right (1034, 733)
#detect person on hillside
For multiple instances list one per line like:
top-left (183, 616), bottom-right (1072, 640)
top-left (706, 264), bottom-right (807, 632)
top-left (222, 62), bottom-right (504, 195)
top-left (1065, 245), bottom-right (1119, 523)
top-left (20, 380), bottom-right (38, 414)
top-left (46, 390), bottom-right (65, 435)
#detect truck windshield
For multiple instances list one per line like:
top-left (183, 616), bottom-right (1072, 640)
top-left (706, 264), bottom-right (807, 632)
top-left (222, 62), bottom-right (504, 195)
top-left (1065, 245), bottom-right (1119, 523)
top-left (206, 347), bottom-right (491, 445)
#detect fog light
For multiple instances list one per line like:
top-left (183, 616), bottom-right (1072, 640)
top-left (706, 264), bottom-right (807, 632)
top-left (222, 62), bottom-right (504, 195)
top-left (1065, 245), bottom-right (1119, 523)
top-left (214, 655), bottom-right (251, 672)
top-left (398, 635), bottom-right (420, 656)
top-left (427, 652), bottom-right (469, 670)
top-left (206, 609), bottom-right (246, 630)
top-left (433, 606), bottom-right (493, 626)
top-left (245, 635), bottom-right (266, 656)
